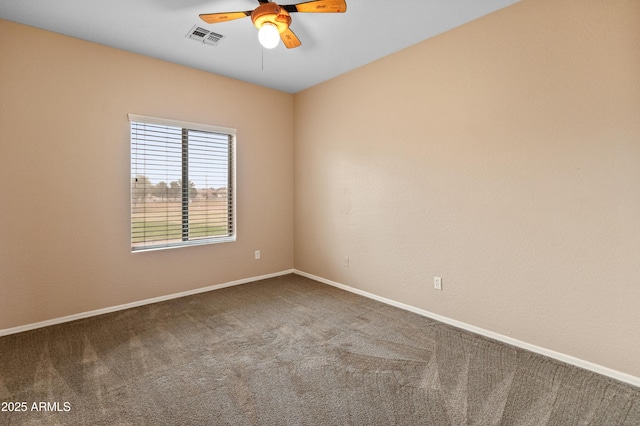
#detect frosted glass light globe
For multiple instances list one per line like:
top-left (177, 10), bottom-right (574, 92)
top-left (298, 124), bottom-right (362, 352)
top-left (258, 22), bottom-right (280, 49)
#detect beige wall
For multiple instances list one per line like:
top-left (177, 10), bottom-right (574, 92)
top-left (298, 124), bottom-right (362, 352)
top-left (0, 20), bottom-right (294, 330)
top-left (294, 0), bottom-right (640, 378)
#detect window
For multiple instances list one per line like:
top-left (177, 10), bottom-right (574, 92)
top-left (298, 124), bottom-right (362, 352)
top-left (129, 114), bottom-right (236, 252)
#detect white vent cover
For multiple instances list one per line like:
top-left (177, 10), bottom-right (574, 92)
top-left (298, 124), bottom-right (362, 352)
top-left (186, 25), bottom-right (224, 47)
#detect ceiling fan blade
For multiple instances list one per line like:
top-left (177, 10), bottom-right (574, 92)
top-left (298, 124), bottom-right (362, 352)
top-left (199, 11), bottom-right (252, 24)
top-left (280, 27), bottom-right (302, 49)
top-left (282, 0), bottom-right (346, 13)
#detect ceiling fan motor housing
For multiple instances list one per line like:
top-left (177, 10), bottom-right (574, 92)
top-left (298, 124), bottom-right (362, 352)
top-left (251, 2), bottom-right (292, 33)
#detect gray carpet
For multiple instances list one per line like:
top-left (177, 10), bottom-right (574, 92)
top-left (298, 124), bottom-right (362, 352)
top-left (1, 274), bottom-right (639, 425)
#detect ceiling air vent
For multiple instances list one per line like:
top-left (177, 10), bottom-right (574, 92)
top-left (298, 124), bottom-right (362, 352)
top-left (186, 25), bottom-right (224, 47)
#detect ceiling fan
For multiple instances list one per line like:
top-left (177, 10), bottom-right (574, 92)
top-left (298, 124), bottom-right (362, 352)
top-left (199, 0), bottom-right (347, 49)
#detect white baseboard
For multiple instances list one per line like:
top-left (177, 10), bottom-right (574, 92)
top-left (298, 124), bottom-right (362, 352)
top-left (3, 268), bottom-right (638, 388)
top-left (293, 269), bottom-right (640, 389)
top-left (0, 269), bottom-right (295, 337)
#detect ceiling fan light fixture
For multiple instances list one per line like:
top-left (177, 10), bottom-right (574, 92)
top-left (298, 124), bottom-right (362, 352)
top-left (200, 0), bottom-right (346, 49)
top-left (258, 22), bottom-right (280, 49)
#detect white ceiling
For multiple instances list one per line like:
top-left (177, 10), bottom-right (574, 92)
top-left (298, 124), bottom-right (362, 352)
top-left (0, 0), bottom-right (519, 93)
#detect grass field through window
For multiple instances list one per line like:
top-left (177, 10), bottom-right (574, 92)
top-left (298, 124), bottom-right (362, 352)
top-left (132, 199), bottom-right (230, 247)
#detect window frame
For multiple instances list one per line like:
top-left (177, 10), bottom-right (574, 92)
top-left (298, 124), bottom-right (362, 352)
top-left (128, 113), bottom-right (237, 252)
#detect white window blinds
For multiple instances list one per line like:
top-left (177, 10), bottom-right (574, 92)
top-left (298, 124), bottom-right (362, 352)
top-left (129, 114), bottom-right (236, 252)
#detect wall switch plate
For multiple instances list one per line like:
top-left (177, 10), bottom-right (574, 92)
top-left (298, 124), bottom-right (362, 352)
top-left (434, 276), bottom-right (442, 290)
top-left (255, 250), bottom-right (261, 260)
top-left (344, 257), bottom-right (350, 268)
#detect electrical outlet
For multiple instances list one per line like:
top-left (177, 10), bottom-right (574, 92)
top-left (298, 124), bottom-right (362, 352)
top-left (255, 250), bottom-right (261, 260)
top-left (434, 276), bottom-right (442, 290)
top-left (344, 257), bottom-right (350, 268)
